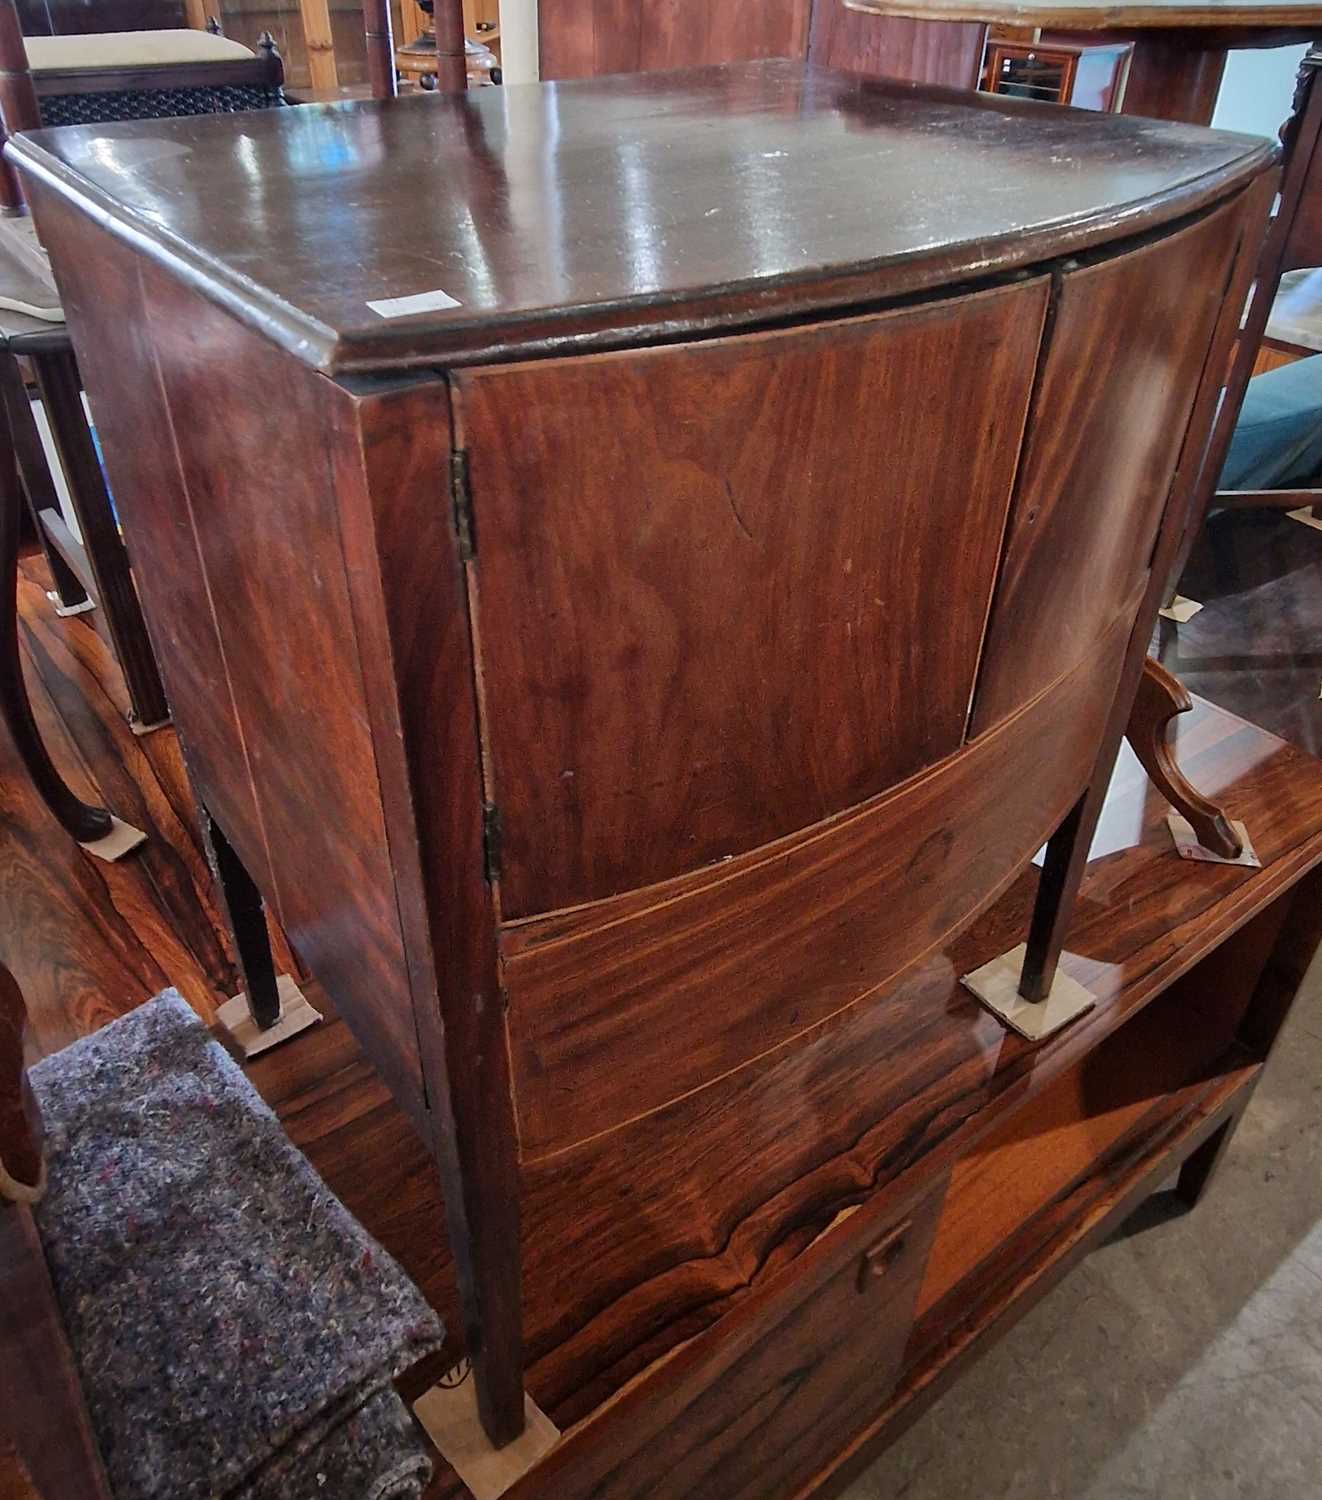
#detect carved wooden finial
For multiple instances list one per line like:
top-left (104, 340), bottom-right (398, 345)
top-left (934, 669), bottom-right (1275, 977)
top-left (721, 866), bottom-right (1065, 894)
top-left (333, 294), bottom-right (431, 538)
top-left (1281, 46), bottom-right (1322, 154)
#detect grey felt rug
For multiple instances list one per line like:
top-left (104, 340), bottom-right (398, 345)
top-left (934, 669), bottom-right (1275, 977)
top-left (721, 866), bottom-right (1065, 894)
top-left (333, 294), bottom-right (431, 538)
top-left (29, 990), bottom-right (444, 1500)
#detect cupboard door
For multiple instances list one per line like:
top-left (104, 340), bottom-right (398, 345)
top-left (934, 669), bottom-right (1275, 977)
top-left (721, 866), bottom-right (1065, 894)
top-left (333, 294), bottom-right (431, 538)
top-left (972, 197), bottom-right (1246, 734)
top-left (453, 279), bottom-right (1048, 918)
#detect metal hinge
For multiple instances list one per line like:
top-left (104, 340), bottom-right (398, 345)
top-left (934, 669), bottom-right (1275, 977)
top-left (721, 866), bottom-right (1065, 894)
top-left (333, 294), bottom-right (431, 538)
top-left (451, 449), bottom-right (476, 560)
top-left (482, 802), bottom-right (502, 883)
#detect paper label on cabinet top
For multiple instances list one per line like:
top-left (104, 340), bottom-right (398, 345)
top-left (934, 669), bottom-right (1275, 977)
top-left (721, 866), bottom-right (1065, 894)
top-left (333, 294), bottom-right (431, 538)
top-left (366, 288), bottom-right (463, 318)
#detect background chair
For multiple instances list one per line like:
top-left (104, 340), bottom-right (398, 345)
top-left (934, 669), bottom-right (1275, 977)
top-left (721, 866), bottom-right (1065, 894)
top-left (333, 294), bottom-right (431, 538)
top-left (1210, 353), bottom-right (1322, 518)
top-left (1171, 45), bottom-right (1322, 581)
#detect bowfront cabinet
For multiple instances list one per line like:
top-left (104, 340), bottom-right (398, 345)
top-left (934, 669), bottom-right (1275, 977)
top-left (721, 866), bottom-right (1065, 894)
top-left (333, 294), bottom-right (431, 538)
top-left (12, 59), bottom-right (1277, 1491)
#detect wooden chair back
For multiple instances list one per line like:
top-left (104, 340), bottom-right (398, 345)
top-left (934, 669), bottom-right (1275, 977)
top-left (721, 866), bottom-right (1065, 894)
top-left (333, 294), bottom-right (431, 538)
top-left (1179, 47), bottom-right (1322, 525)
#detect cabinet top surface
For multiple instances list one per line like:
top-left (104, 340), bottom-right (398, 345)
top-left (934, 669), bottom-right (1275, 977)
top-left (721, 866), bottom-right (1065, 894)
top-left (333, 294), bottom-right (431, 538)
top-left (12, 60), bottom-right (1272, 373)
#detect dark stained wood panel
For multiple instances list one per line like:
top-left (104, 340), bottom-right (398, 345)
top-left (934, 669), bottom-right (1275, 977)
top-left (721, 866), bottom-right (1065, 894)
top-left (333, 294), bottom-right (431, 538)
top-left (638, 0), bottom-right (813, 70)
top-left (502, 607), bottom-right (1129, 1160)
top-left (325, 375), bottom-right (525, 1442)
top-left (808, 0), bottom-right (985, 87)
top-left (537, 0), bottom-right (644, 77)
top-left (511, 713), bottom-right (1322, 1440)
top-left (33, 190), bottom-right (265, 897)
top-left (539, 0), bottom-right (811, 79)
top-left (526, 1180), bottom-right (947, 1500)
top-left (458, 282), bottom-right (1047, 917)
top-left (12, 63), bottom-right (1273, 374)
top-left (36, 191), bottom-right (431, 1130)
top-left (972, 195), bottom-right (1247, 733)
top-left (840, 0), bottom-right (1322, 29)
top-left (0, 1205), bottom-right (114, 1500)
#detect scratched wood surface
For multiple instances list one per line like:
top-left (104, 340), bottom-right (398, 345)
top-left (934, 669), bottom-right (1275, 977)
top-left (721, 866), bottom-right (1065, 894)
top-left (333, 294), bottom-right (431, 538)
top-left (9, 64), bottom-right (1273, 374)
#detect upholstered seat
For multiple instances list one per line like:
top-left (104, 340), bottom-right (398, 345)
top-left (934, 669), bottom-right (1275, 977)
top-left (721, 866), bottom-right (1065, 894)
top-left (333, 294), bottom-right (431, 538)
top-left (1220, 354), bottom-right (1322, 493)
top-left (23, 29), bottom-right (255, 72)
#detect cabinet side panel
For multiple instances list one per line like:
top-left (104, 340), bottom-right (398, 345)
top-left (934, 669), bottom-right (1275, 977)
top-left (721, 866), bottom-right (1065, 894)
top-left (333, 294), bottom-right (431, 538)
top-left (37, 188), bottom-right (426, 1123)
top-left (30, 187), bottom-right (265, 887)
top-left (972, 197), bottom-right (1245, 733)
top-left (456, 279), bottom-right (1047, 918)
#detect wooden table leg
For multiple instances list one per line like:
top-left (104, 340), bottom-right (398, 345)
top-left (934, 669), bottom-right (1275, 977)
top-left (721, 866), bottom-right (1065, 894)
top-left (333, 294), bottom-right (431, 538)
top-left (29, 347), bottom-right (170, 731)
top-left (1180, 862), bottom-right (1322, 1207)
top-left (1175, 1110), bottom-right (1241, 1207)
top-left (198, 802), bottom-right (282, 1031)
top-left (0, 389), bottom-right (113, 844)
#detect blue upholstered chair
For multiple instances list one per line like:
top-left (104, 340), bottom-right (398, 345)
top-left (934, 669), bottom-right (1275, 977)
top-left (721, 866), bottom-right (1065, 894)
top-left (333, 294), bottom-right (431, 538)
top-left (1218, 354), bottom-right (1322, 504)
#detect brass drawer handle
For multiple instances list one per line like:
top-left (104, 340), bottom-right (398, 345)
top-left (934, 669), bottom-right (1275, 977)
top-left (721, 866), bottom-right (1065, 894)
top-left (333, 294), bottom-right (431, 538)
top-left (858, 1220), bottom-right (912, 1291)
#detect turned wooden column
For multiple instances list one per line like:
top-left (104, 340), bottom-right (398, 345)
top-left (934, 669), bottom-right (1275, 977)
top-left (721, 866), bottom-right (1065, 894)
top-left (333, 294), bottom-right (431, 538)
top-left (433, 0), bottom-right (467, 92)
top-left (362, 0), bottom-right (398, 98)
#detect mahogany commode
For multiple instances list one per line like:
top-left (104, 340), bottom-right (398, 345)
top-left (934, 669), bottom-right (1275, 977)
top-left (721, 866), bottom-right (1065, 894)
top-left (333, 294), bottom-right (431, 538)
top-left (7, 61), bottom-right (1284, 1490)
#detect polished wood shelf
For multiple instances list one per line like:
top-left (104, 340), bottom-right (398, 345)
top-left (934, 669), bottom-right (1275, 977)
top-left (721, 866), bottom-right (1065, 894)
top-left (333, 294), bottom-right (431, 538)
top-left (234, 694), bottom-right (1322, 1496)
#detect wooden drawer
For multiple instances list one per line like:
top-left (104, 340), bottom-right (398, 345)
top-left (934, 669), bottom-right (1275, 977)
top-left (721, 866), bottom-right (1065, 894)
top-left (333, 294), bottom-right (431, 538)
top-left (524, 1177), bottom-right (948, 1500)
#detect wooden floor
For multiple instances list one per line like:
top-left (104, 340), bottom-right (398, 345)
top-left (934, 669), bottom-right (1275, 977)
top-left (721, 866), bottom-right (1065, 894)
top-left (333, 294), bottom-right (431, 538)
top-left (2, 501), bottom-right (1320, 1498)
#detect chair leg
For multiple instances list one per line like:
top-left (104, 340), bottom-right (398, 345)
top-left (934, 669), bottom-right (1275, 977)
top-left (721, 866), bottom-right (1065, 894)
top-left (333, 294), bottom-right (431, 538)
top-left (30, 348), bottom-right (170, 730)
top-left (0, 403), bottom-right (112, 844)
top-left (0, 352), bottom-right (87, 613)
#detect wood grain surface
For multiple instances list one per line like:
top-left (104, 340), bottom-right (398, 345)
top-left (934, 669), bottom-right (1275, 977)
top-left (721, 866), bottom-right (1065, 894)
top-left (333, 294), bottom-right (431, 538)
top-left (503, 606), bottom-right (1128, 1161)
top-left (326, 374), bottom-right (525, 1444)
top-left (42, 199), bottom-right (432, 1131)
top-left (12, 63), bottom-right (1273, 373)
top-left (843, 0), bottom-right (1322, 31)
top-left (457, 281), bottom-right (1047, 917)
top-left (809, 1), bottom-right (986, 85)
top-left (972, 197), bottom-right (1246, 733)
top-left (538, 0), bottom-right (812, 77)
top-left (509, 709), bottom-right (1322, 1427)
top-left (0, 1204), bottom-right (114, 1500)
